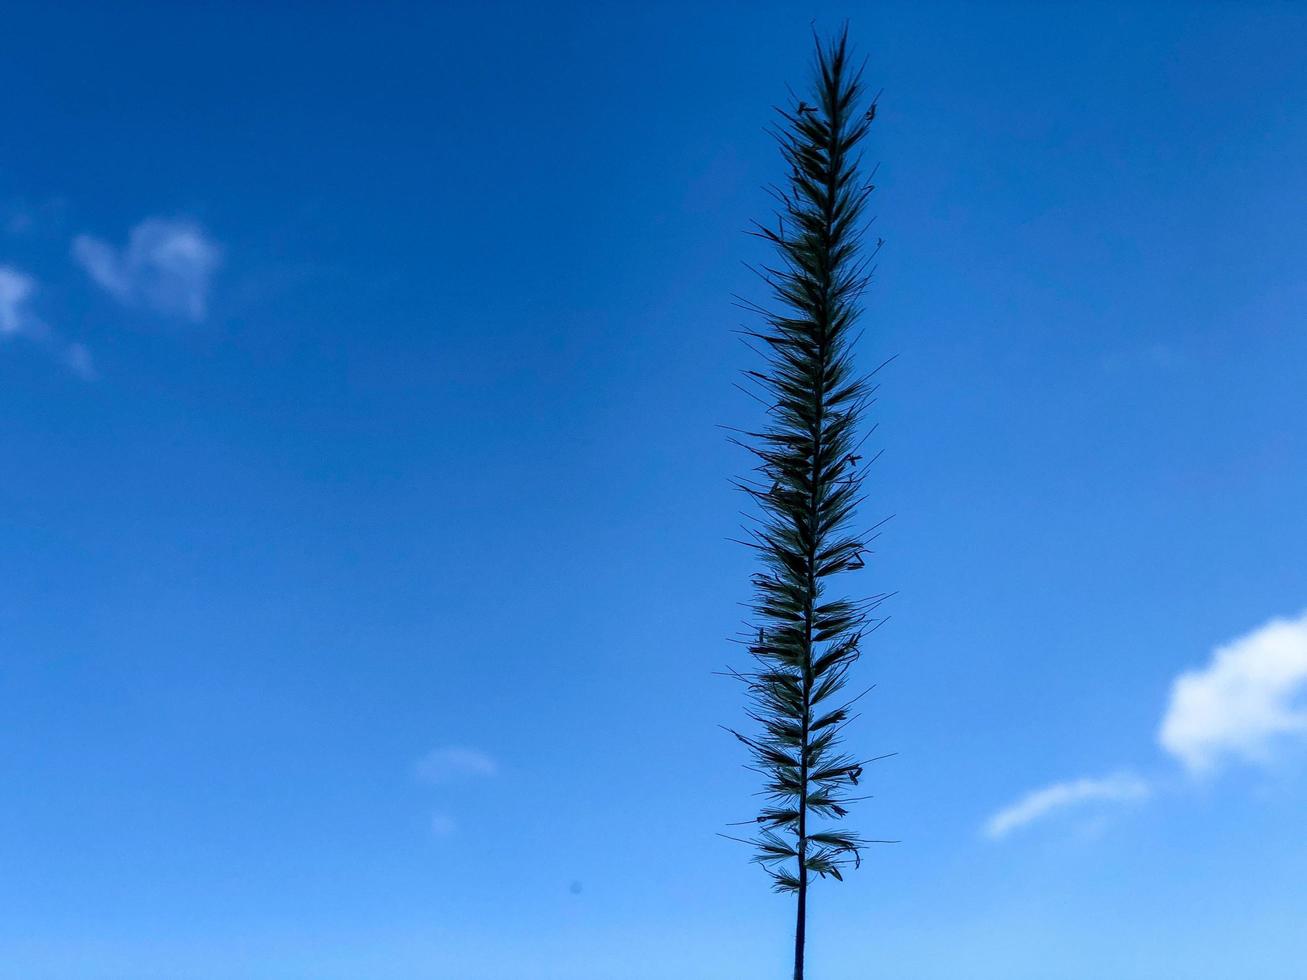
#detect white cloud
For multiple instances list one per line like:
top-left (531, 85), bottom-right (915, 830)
top-left (0, 265), bottom-right (38, 336)
top-left (983, 610), bottom-right (1307, 842)
top-left (72, 217), bottom-right (221, 321)
top-left (415, 746), bottom-right (499, 784)
top-left (1159, 611), bottom-right (1307, 774)
top-left (0, 264), bottom-right (95, 378)
top-left (983, 772), bottom-right (1150, 840)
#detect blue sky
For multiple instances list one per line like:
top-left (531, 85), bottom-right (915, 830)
top-left (2, 2), bottom-right (1305, 978)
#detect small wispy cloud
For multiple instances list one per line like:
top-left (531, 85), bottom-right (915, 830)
top-left (72, 217), bottom-right (221, 321)
top-left (0, 264), bottom-right (95, 379)
top-left (983, 772), bottom-right (1151, 840)
top-left (1159, 611), bottom-right (1307, 774)
top-left (0, 265), bottom-right (35, 336)
top-left (64, 342), bottom-right (95, 378)
top-left (415, 746), bottom-right (499, 784)
top-left (417, 748), bottom-right (498, 840)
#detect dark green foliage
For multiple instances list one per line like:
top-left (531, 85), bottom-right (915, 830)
top-left (724, 27), bottom-right (889, 978)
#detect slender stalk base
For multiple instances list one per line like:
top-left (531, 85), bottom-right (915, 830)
top-left (793, 867), bottom-right (807, 979)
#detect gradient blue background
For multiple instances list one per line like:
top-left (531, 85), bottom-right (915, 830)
top-left (2, 2), bottom-right (1305, 978)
